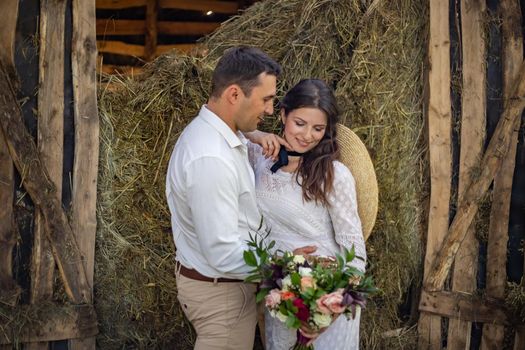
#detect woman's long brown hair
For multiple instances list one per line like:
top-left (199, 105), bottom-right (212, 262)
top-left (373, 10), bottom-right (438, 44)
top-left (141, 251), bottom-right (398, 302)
top-left (280, 79), bottom-right (341, 206)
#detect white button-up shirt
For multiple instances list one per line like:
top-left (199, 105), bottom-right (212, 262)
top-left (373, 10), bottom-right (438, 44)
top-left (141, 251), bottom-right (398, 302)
top-left (166, 105), bottom-right (262, 279)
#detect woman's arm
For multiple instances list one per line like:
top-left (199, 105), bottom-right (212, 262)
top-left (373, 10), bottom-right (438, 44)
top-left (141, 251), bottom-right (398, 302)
top-left (327, 162), bottom-right (367, 272)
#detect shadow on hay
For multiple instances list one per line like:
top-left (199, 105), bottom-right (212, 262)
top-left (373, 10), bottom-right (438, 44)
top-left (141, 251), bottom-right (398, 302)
top-left (96, 0), bottom-right (427, 348)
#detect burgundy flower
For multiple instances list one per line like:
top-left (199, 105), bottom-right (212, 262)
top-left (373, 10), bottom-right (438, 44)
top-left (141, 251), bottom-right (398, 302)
top-left (293, 298), bottom-right (310, 321)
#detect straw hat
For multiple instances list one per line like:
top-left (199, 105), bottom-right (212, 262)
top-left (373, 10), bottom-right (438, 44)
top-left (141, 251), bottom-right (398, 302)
top-left (336, 124), bottom-right (378, 240)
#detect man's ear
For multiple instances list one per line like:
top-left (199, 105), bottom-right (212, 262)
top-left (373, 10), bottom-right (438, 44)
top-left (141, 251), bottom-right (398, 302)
top-left (224, 84), bottom-right (242, 105)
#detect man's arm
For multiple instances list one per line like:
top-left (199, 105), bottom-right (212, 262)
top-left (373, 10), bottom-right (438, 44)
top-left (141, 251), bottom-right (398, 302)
top-left (186, 156), bottom-right (251, 276)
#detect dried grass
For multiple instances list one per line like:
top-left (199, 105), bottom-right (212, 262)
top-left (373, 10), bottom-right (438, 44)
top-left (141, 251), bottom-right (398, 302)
top-left (96, 0), bottom-right (427, 348)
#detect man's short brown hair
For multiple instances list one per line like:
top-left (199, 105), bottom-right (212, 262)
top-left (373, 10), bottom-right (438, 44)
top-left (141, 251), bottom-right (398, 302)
top-left (210, 46), bottom-right (281, 98)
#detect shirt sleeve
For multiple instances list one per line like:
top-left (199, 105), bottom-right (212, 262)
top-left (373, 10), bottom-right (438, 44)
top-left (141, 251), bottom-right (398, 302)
top-left (327, 162), bottom-right (367, 272)
top-left (246, 140), bottom-right (263, 170)
top-left (185, 156), bottom-right (252, 276)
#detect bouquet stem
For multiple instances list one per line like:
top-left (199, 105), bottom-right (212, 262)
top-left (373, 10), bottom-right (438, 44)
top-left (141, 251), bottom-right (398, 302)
top-left (292, 331), bottom-right (314, 350)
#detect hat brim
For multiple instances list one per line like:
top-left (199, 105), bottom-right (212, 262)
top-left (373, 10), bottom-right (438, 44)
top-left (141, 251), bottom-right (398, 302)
top-left (336, 124), bottom-right (378, 240)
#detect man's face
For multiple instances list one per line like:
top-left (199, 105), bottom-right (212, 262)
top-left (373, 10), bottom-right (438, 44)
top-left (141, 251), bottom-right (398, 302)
top-left (234, 73), bottom-right (277, 132)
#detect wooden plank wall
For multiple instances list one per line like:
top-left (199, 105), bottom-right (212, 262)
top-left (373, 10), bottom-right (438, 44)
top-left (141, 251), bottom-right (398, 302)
top-left (26, 1), bottom-right (67, 349)
top-left (447, 0), bottom-right (486, 348)
top-left (483, 1), bottom-right (523, 349)
top-left (96, 0), bottom-right (241, 74)
top-left (0, 0), bottom-right (99, 348)
top-left (417, 0), bottom-right (452, 348)
top-left (0, 11), bottom-right (20, 350)
top-left (70, 0), bottom-right (99, 347)
top-left (418, 0), bottom-right (525, 349)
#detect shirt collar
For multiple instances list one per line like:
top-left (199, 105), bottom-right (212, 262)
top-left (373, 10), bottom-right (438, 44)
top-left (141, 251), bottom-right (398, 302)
top-left (199, 105), bottom-right (245, 148)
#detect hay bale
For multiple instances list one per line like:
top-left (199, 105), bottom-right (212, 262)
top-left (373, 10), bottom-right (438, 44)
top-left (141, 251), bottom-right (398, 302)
top-left (96, 0), bottom-right (427, 348)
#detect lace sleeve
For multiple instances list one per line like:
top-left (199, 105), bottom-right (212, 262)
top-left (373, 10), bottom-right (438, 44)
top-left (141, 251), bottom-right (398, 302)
top-left (246, 140), bottom-right (263, 169)
top-left (327, 162), bottom-right (367, 272)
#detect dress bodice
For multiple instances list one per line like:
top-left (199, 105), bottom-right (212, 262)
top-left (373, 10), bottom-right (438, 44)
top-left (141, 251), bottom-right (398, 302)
top-left (248, 142), bottom-right (366, 271)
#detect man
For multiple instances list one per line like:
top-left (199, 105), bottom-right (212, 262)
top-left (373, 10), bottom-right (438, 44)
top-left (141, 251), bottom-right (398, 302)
top-left (166, 46), bottom-right (281, 349)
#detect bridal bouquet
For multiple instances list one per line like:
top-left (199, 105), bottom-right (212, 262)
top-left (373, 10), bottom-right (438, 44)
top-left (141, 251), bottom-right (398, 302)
top-left (243, 231), bottom-right (377, 349)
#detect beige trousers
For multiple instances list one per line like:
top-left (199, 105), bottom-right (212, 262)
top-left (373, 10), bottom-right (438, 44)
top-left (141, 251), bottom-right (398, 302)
top-left (175, 272), bottom-right (257, 350)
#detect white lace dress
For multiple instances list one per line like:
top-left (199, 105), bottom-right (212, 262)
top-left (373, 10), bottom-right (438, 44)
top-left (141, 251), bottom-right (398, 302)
top-left (248, 143), bottom-right (366, 350)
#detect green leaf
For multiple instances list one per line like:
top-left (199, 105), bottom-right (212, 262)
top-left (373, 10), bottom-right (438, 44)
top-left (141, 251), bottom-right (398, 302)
top-left (243, 250), bottom-right (258, 267)
top-left (346, 245), bottom-right (356, 262)
top-left (256, 288), bottom-right (269, 303)
top-left (291, 272), bottom-right (301, 286)
top-left (286, 314), bottom-right (298, 328)
top-left (244, 274), bottom-right (261, 283)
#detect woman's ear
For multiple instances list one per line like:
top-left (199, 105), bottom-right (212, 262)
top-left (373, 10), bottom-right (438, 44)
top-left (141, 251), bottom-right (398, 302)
top-left (280, 108), bottom-right (286, 124)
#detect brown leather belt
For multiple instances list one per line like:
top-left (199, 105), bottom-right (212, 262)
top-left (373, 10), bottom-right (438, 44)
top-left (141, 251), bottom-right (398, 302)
top-left (176, 262), bottom-right (243, 283)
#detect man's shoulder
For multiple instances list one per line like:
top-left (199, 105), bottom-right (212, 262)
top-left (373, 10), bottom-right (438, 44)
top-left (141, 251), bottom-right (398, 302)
top-left (177, 116), bottom-right (233, 158)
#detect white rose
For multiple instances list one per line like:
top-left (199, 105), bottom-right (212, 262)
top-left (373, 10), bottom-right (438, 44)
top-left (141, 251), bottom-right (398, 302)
top-left (276, 311), bottom-right (289, 323)
top-left (281, 275), bottom-right (292, 290)
top-left (298, 267), bottom-right (312, 277)
top-left (312, 313), bottom-right (332, 328)
top-left (293, 255), bottom-right (306, 264)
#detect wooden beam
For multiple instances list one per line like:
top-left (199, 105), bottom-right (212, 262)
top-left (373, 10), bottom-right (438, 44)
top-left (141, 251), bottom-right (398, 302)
top-left (419, 290), bottom-right (512, 326)
top-left (70, 0), bottom-right (99, 348)
top-left (97, 40), bottom-right (145, 57)
top-left (417, 0), bottom-right (451, 348)
top-left (159, 0), bottom-right (239, 13)
top-left (30, 0), bottom-right (66, 304)
top-left (97, 19), bottom-right (220, 36)
top-left (0, 0), bottom-right (20, 310)
top-left (156, 43), bottom-right (198, 55)
top-left (483, 1), bottom-right (523, 349)
top-left (0, 304), bottom-right (97, 345)
top-left (425, 60), bottom-right (525, 290)
top-left (157, 21), bottom-right (220, 35)
top-left (96, 0), bottom-right (147, 9)
top-left (97, 63), bottom-right (144, 76)
top-left (96, 41), bottom-right (198, 58)
top-left (0, 0), bottom-right (20, 80)
top-left (27, 2), bottom-right (67, 348)
top-left (0, 60), bottom-right (90, 305)
top-left (96, 19), bottom-right (146, 35)
top-left (515, 325), bottom-right (525, 350)
top-left (448, 1), bottom-right (486, 348)
top-left (144, 0), bottom-right (159, 61)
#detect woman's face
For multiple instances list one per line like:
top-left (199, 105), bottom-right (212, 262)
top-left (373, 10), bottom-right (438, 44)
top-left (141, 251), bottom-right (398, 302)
top-left (281, 107), bottom-right (328, 153)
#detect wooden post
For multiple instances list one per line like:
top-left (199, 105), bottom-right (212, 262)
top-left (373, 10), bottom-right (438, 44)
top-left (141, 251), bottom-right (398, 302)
top-left (0, 0), bottom-right (20, 313)
top-left (0, 59), bottom-right (90, 305)
top-left (425, 60), bottom-right (525, 290)
top-left (70, 0), bottom-right (99, 348)
top-left (26, 1), bottom-right (67, 348)
top-left (145, 0), bottom-right (159, 61)
top-left (482, 1), bottom-right (523, 349)
top-left (447, 1), bottom-right (486, 348)
top-left (417, 0), bottom-right (452, 348)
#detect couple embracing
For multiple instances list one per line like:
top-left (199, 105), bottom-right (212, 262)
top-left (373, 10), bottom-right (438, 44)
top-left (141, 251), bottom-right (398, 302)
top-left (166, 46), bottom-right (367, 350)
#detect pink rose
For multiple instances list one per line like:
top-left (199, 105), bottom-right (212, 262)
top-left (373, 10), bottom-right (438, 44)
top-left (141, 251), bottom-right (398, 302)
top-left (316, 290), bottom-right (345, 314)
top-left (324, 291), bottom-right (346, 314)
top-left (265, 289), bottom-right (281, 308)
top-left (316, 294), bottom-right (332, 314)
top-left (300, 276), bottom-right (315, 291)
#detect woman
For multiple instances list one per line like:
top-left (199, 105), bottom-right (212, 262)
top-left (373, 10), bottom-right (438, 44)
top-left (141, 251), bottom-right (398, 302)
top-left (246, 79), bottom-right (366, 349)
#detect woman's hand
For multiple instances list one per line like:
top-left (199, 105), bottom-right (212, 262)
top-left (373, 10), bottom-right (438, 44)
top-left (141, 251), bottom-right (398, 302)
top-left (292, 245), bottom-right (317, 256)
top-left (244, 130), bottom-right (293, 161)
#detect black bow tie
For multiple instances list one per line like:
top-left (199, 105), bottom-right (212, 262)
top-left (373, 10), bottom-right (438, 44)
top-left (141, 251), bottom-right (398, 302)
top-left (270, 148), bottom-right (304, 173)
